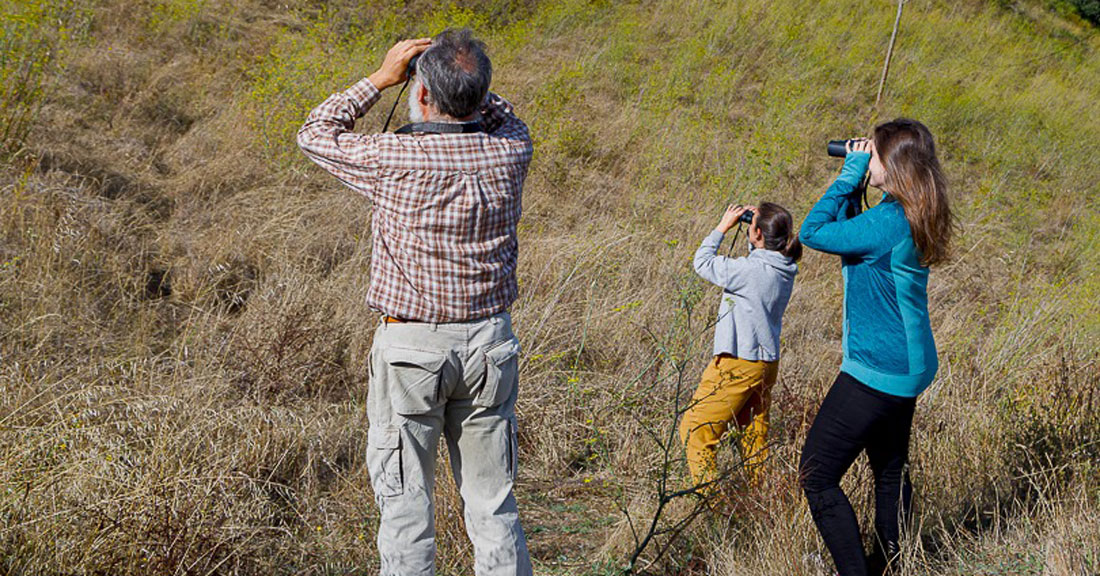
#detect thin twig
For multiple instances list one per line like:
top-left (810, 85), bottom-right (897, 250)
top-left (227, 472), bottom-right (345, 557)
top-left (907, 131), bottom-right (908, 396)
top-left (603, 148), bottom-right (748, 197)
top-left (873, 0), bottom-right (907, 120)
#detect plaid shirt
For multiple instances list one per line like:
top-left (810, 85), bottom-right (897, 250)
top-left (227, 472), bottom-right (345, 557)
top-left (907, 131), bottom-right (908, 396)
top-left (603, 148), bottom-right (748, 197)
top-left (298, 78), bottom-right (533, 322)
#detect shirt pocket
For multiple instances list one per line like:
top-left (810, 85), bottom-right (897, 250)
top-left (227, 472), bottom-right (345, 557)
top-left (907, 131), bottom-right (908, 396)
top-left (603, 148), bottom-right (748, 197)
top-left (382, 347), bottom-right (447, 415)
top-left (474, 337), bottom-right (520, 408)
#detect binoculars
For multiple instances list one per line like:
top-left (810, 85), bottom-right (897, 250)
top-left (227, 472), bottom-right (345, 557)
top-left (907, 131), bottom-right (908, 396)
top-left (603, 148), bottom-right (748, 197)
top-left (827, 139), bottom-right (858, 157)
top-left (739, 209), bottom-right (754, 224)
top-left (408, 54), bottom-right (420, 77)
top-left (828, 139), bottom-right (878, 157)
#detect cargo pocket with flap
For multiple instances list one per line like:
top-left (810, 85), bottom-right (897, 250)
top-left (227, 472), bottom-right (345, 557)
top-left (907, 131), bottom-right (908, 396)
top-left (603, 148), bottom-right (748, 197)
top-left (367, 425), bottom-right (403, 498)
top-left (475, 338), bottom-right (520, 408)
top-left (382, 347), bottom-right (446, 415)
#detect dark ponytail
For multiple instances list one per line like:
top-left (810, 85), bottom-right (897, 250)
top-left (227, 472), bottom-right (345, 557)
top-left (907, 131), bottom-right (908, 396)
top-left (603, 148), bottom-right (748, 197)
top-left (756, 202), bottom-right (802, 262)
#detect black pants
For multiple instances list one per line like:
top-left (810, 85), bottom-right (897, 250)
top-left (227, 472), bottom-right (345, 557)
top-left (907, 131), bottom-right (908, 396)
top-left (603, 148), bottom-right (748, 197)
top-left (799, 372), bottom-right (915, 576)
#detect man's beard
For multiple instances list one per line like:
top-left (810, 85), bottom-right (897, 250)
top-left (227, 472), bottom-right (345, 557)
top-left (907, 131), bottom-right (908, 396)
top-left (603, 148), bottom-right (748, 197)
top-left (408, 78), bottom-right (425, 123)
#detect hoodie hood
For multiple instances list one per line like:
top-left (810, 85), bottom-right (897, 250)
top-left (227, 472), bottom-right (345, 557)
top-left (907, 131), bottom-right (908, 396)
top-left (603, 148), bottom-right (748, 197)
top-left (748, 247), bottom-right (798, 277)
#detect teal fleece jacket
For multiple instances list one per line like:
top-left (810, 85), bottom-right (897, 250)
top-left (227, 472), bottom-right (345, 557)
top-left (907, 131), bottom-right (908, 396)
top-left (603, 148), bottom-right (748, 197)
top-left (800, 152), bottom-right (938, 397)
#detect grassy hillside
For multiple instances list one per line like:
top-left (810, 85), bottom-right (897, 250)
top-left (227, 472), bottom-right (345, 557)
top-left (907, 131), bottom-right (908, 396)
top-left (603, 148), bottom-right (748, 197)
top-left (1, 0), bottom-right (1098, 574)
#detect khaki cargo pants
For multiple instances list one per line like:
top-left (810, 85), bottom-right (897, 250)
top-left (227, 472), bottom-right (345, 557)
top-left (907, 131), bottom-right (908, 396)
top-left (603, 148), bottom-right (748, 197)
top-left (366, 312), bottom-right (532, 576)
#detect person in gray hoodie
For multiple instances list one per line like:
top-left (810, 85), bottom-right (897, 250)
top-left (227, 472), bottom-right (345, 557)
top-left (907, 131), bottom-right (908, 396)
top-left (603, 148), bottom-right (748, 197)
top-left (679, 202), bottom-right (801, 493)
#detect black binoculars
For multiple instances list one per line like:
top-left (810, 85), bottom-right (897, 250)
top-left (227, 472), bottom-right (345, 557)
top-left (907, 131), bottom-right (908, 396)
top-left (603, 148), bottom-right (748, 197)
top-left (408, 54), bottom-right (420, 77)
top-left (827, 139), bottom-right (858, 157)
top-left (739, 209), bottom-right (754, 224)
top-left (828, 139), bottom-right (878, 157)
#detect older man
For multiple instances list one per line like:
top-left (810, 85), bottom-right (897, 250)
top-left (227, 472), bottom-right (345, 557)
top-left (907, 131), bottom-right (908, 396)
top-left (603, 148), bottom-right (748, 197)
top-left (297, 29), bottom-right (533, 576)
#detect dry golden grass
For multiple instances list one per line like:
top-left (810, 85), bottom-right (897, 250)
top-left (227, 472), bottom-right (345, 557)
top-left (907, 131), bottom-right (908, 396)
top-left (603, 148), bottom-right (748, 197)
top-left (1, 0), bottom-right (1098, 574)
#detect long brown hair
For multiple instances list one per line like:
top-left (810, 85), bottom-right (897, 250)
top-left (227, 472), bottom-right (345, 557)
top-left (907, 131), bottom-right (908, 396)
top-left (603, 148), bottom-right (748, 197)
top-left (756, 202), bottom-right (802, 262)
top-left (874, 118), bottom-right (953, 266)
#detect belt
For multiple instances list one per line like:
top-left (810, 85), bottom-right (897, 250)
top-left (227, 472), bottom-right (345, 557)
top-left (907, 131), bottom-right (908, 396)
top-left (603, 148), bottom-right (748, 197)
top-left (382, 314), bottom-right (500, 325)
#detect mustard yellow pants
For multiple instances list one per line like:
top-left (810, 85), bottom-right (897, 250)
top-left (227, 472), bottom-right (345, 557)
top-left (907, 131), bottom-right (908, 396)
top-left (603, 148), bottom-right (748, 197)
top-left (678, 355), bottom-right (778, 490)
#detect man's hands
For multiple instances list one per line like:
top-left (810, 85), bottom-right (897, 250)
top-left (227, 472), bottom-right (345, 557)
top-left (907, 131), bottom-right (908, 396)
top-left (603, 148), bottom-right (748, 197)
top-left (368, 38), bottom-right (432, 90)
top-left (717, 204), bottom-right (755, 234)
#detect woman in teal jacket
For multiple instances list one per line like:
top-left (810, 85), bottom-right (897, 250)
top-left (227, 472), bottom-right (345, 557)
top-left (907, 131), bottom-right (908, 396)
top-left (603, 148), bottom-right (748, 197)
top-left (798, 119), bottom-right (954, 576)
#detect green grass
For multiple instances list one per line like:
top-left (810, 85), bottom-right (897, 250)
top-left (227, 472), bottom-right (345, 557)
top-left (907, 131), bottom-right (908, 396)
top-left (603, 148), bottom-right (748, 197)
top-left (0, 0), bottom-right (87, 157)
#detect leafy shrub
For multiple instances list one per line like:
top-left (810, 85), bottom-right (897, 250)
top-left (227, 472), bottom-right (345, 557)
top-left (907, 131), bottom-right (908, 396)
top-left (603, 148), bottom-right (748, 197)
top-left (0, 1), bottom-right (86, 158)
top-left (1070, 0), bottom-right (1100, 23)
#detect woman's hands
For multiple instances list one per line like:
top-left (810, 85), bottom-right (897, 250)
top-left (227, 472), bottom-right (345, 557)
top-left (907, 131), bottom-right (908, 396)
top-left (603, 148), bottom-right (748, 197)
top-left (847, 137), bottom-right (886, 188)
top-left (846, 138), bottom-right (874, 155)
top-left (717, 204), bottom-right (756, 234)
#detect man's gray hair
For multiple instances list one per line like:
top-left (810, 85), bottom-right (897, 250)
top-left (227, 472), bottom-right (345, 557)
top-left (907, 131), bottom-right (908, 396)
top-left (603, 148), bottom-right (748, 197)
top-left (416, 28), bottom-right (492, 120)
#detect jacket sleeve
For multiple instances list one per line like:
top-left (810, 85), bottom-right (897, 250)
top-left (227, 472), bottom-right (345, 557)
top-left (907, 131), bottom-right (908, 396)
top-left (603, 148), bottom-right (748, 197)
top-left (799, 152), bottom-right (889, 257)
top-left (296, 77), bottom-right (383, 199)
top-left (694, 229), bottom-right (751, 292)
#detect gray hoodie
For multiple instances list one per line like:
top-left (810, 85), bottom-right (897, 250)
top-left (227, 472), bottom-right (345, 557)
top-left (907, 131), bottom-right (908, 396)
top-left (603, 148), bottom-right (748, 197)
top-left (693, 229), bottom-right (798, 362)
